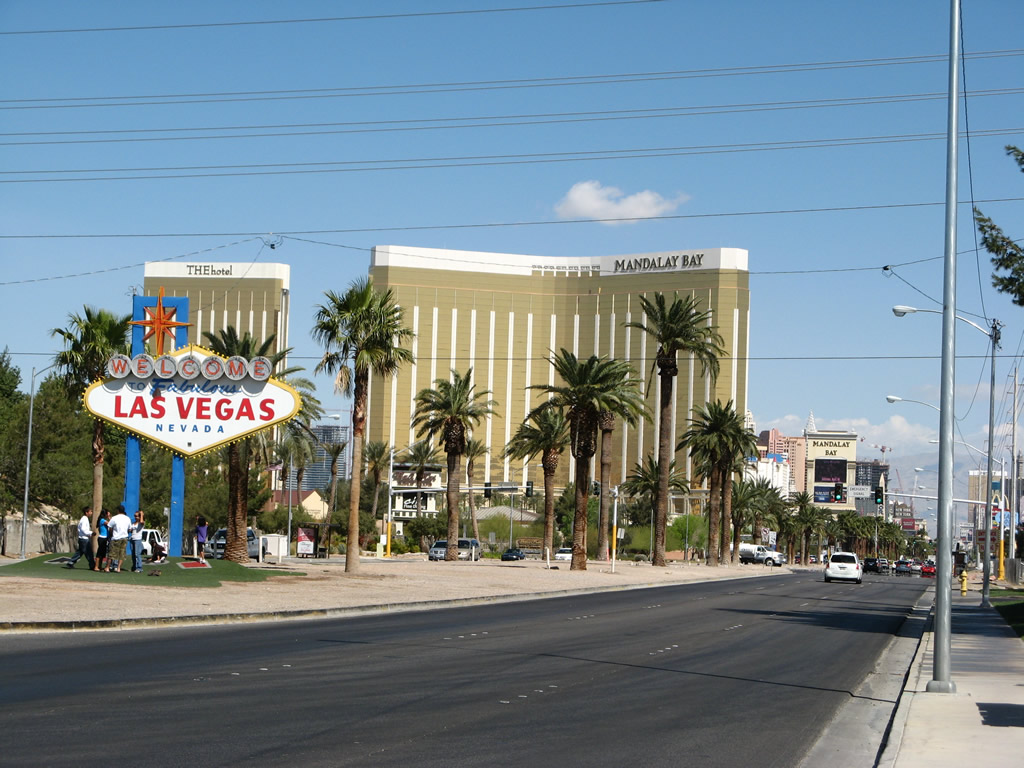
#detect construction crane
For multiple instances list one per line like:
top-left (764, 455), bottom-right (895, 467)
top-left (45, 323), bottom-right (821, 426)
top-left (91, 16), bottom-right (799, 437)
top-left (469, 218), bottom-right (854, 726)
top-left (860, 439), bottom-right (893, 456)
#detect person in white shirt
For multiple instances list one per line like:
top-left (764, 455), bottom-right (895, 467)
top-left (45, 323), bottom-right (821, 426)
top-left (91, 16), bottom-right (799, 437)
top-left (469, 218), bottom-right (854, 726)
top-left (129, 510), bottom-right (146, 573)
top-left (106, 505), bottom-right (132, 573)
top-left (66, 506), bottom-right (95, 569)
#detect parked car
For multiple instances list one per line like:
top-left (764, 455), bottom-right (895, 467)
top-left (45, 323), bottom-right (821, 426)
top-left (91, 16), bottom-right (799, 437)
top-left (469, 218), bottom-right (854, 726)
top-left (921, 562), bottom-right (937, 577)
top-left (207, 527), bottom-right (263, 559)
top-left (501, 548), bottom-right (526, 561)
top-left (894, 559), bottom-right (913, 575)
top-left (554, 547), bottom-right (573, 561)
top-left (428, 540), bottom-right (447, 561)
top-left (428, 539), bottom-right (482, 561)
top-left (824, 551), bottom-right (862, 584)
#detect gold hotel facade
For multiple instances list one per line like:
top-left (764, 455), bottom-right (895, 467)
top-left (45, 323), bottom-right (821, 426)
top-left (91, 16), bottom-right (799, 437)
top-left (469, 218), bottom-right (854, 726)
top-left (367, 245), bottom-right (750, 491)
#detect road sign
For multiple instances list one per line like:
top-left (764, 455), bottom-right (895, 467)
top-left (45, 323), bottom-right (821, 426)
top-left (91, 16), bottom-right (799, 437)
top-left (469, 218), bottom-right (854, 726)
top-left (849, 485), bottom-right (871, 499)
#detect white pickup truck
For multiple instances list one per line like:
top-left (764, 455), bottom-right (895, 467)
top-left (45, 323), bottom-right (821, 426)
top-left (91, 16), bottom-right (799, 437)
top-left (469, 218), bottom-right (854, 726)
top-left (738, 543), bottom-right (786, 566)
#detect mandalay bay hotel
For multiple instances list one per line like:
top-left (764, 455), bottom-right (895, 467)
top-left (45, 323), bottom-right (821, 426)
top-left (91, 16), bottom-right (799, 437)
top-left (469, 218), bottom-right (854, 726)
top-left (366, 244), bottom-right (750, 505)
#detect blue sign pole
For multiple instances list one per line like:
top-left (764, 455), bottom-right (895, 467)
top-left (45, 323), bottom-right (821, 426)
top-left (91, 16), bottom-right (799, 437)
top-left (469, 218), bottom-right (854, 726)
top-left (126, 294), bottom-right (190, 556)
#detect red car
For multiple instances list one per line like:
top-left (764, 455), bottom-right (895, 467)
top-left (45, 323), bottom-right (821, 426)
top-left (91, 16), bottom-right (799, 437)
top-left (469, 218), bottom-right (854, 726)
top-left (921, 562), bottom-right (937, 577)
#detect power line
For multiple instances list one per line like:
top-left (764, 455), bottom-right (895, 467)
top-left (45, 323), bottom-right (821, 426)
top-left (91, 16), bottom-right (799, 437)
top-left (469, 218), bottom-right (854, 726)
top-left (2, 197), bottom-right (1022, 240)
top-left (0, 2), bottom-right (663, 36)
top-left (4, 49), bottom-right (1022, 110)
top-left (4, 129), bottom-right (1022, 183)
top-left (4, 88), bottom-right (1022, 146)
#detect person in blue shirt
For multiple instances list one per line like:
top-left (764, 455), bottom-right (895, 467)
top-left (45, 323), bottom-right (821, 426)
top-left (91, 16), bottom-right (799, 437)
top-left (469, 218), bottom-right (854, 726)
top-left (95, 509), bottom-right (110, 571)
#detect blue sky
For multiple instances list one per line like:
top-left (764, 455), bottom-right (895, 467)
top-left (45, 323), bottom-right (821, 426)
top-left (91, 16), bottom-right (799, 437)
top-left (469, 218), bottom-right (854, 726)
top-left (2, 0), bottom-right (1022, 497)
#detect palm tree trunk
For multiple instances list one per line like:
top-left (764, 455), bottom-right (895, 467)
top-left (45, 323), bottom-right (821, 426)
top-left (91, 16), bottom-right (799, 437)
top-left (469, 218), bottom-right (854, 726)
top-left (224, 442), bottom-right (248, 562)
top-left (445, 451), bottom-right (460, 561)
top-left (722, 468), bottom-right (735, 564)
top-left (90, 420), bottom-right (105, 557)
top-left (572, 455), bottom-right (590, 571)
top-left (369, 477), bottom-right (381, 533)
top-left (543, 460), bottom-right (556, 558)
top-left (597, 414), bottom-right (613, 561)
top-left (653, 369), bottom-right (674, 567)
top-left (707, 465), bottom-right (722, 566)
top-left (346, 376), bottom-right (367, 573)
top-left (466, 459), bottom-right (480, 543)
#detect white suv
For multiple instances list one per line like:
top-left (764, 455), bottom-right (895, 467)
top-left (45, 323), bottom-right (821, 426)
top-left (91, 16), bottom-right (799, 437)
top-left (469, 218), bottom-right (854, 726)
top-left (824, 551), bottom-right (862, 584)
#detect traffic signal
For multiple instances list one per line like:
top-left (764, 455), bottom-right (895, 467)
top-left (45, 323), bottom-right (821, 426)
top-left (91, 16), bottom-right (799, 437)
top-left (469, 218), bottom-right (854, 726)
top-left (525, 481), bottom-right (534, 497)
top-left (874, 486), bottom-right (884, 505)
top-left (833, 482), bottom-right (843, 502)
top-left (484, 481), bottom-right (492, 499)
top-left (592, 481), bottom-right (601, 496)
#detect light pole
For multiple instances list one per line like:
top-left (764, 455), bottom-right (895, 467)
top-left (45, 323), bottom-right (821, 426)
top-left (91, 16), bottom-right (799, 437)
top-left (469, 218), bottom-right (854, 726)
top-left (21, 362), bottom-right (57, 559)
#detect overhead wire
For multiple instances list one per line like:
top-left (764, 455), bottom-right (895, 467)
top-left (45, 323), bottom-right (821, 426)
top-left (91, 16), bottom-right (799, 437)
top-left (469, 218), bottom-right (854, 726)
top-left (6, 128), bottom-right (1023, 182)
top-left (5, 89), bottom-right (1023, 146)
top-left (3, 50), bottom-right (1023, 110)
top-left (6, 197), bottom-right (1023, 242)
top-left (0, 1), bottom-right (665, 36)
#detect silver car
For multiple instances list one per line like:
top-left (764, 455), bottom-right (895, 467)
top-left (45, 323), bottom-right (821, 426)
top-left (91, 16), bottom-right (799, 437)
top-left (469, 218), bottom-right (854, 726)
top-left (208, 527), bottom-right (262, 559)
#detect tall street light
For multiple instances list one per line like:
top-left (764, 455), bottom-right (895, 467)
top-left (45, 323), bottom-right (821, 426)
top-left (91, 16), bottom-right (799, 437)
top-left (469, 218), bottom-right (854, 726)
top-left (890, 0), bottom-right (964, 695)
top-left (21, 362), bottom-right (57, 559)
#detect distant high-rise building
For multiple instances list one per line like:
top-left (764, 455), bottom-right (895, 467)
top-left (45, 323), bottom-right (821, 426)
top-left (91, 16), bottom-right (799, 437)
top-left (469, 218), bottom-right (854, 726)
top-left (301, 424), bottom-right (351, 491)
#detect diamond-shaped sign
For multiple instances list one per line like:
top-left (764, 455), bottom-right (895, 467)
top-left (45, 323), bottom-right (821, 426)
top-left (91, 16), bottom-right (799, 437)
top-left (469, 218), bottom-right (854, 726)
top-left (84, 345), bottom-right (301, 456)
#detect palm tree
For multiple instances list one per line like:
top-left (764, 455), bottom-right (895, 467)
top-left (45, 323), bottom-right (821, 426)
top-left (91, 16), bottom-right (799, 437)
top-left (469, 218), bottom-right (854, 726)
top-left (505, 407), bottom-right (570, 558)
top-left (51, 306), bottom-right (132, 544)
top-left (323, 440), bottom-right (347, 523)
top-left (204, 327), bottom-right (299, 562)
top-left (788, 491), bottom-right (812, 562)
top-left (596, 410), bottom-right (615, 561)
top-left (729, 478), bottom-right (761, 558)
top-left (718, 419), bottom-right (758, 564)
top-left (529, 351), bottom-right (645, 571)
top-left (363, 441), bottom-right (391, 537)
top-left (678, 400), bottom-right (746, 567)
top-left (312, 277), bottom-right (413, 573)
top-left (625, 293), bottom-right (724, 567)
top-left (412, 369), bottom-right (496, 561)
top-left (621, 455), bottom-right (689, 557)
top-left (402, 439), bottom-right (442, 521)
top-left (464, 438), bottom-right (487, 544)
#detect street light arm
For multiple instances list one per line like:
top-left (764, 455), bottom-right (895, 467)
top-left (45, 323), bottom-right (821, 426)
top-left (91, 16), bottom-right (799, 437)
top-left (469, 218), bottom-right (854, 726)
top-left (892, 304), bottom-right (996, 339)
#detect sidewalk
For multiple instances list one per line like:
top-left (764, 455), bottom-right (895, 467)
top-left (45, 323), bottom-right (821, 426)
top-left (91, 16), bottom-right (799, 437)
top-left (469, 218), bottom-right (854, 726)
top-left (884, 586), bottom-right (1024, 766)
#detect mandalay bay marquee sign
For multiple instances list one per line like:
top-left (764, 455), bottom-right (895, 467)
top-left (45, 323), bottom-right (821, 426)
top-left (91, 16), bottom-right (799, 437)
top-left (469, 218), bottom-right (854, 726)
top-left (84, 345), bottom-right (301, 456)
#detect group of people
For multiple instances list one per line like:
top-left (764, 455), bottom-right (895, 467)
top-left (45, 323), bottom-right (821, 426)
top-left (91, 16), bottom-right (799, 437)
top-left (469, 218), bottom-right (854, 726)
top-left (66, 505), bottom-right (165, 573)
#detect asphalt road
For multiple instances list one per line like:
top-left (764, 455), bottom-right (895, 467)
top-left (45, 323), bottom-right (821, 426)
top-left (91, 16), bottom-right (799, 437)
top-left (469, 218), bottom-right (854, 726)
top-left (0, 572), bottom-right (929, 767)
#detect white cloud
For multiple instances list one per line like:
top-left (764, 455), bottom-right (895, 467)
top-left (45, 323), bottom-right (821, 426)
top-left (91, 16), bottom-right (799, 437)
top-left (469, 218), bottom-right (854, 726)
top-left (554, 180), bottom-right (688, 225)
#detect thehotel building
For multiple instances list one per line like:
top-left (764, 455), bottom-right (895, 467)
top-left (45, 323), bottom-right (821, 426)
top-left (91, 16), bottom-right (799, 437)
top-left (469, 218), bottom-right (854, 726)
top-left (142, 262), bottom-right (291, 362)
top-left (367, 245), bottom-right (750, 490)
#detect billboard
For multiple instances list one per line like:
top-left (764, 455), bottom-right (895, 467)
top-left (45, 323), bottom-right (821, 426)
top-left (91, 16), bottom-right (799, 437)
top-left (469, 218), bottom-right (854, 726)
top-left (84, 345), bottom-right (301, 456)
top-left (814, 458), bottom-right (847, 483)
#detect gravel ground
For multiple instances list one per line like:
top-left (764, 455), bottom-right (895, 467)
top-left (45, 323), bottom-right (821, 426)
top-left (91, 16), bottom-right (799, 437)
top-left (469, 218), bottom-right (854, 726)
top-left (0, 554), bottom-right (793, 625)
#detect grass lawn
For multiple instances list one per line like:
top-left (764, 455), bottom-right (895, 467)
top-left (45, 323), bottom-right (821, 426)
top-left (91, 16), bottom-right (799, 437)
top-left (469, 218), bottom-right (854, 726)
top-left (0, 553), bottom-right (304, 588)
top-left (989, 587), bottom-right (1024, 640)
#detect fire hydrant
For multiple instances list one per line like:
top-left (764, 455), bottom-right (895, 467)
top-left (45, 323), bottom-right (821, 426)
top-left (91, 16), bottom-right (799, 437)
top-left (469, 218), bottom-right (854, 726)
top-left (959, 569), bottom-right (969, 595)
